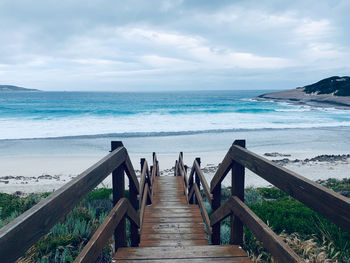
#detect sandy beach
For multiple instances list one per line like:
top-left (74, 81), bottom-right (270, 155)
top-left (1, 127), bottom-right (349, 193)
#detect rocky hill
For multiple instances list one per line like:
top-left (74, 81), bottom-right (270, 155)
top-left (257, 76), bottom-right (350, 108)
top-left (0, 85), bottom-right (40, 92)
top-left (303, 76), bottom-right (350, 96)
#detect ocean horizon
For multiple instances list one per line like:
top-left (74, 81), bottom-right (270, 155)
top-left (1, 90), bottom-right (350, 140)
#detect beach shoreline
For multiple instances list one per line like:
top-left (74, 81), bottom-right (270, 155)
top-left (1, 129), bottom-right (349, 193)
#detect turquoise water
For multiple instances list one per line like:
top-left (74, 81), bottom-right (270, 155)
top-left (1, 90), bottom-right (350, 139)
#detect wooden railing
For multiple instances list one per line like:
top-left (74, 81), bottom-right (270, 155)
top-left (0, 141), bottom-right (158, 263)
top-left (177, 140), bottom-right (350, 263)
top-left (175, 153), bottom-right (212, 235)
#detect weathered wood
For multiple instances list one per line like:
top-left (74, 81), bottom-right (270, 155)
top-left (124, 154), bottom-right (140, 194)
top-left (188, 165), bottom-right (195, 204)
top-left (193, 184), bottom-right (212, 234)
top-left (210, 151), bottom-right (233, 192)
top-left (112, 141), bottom-right (126, 251)
top-left (230, 144), bottom-right (350, 233)
top-left (140, 233), bottom-right (208, 240)
top-left (140, 183), bottom-right (151, 227)
top-left (0, 146), bottom-right (127, 263)
top-left (110, 258), bottom-right (251, 263)
top-left (143, 217), bottom-right (204, 223)
top-left (75, 198), bottom-right (128, 263)
top-left (194, 157), bottom-right (201, 205)
top-left (114, 245), bottom-right (249, 259)
top-left (210, 196), bottom-right (233, 227)
top-left (128, 167), bottom-right (140, 246)
top-left (75, 198), bottom-right (139, 263)
top-left (141, 227), bottom-right (205, 234)
top-left (230, 196), bottom-right (303, 263)
top-left (211, 182), bottom-right (221, 245)
top-left (187, 185), bottom-right (195, 202)
top-left (193, 160), bottom-right (212, 204)
top-left (142, 222), bottom-right (204, 229)
top-left (231, 140), bottom-right (245, 246)
top-left (139, 239), bottom-right (209, 247)
top-left (139, 158), bottom-right (147, 203)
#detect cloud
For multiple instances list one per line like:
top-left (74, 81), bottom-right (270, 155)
top-left (0, 0), bottom-right (349, 90)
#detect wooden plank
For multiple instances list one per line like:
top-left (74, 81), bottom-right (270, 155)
top-left (140, 183), bottom-right (150, 227)
top-left (145, 207), bottom-right (199, 213)
top-left (230, 144), bottom-right (350, 233)
top-left (114, 245), bottom-right (248, 259)
top-left (231, 140), bottom-right (245, 246)
top-left (228, 196), bottom-right (304, 263)
top-left (141, 227), bottom-right (205, 234)
top-left (142, 222), bottom-right (204, 229)
top-left (210, 151), bottom-right (233, 192)
top-left (112, 142), bottom-right (126, 251)
top-left (210, 197), bottom-right (233, 226)
top-left (193, 184), bottom-right (212, 234)
top-left (193, 160), bottom-right (212, 203)
top-left (140, 233), bottom-right (207, 240)
top-left (144, 212), bottom-right (202, 218)
top-left (139, 159), bottom-right (148, 203)
top-left (111, 258), bottom-right (250, 263)
top-left (75, 198), bottom-right (128, 263)
top-left (0, 146), bottom-right (127, 263)
top-left (143, 217), bottom-right (203, 223)
top-left (139, 239), bottom-right (209, 247)
top-left (211, 181), bottom-right (221, 245)
top-left (124, 154), bottom-right (140, 194)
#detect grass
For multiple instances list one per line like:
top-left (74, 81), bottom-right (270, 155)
top-left (216, 179), bottom-right (350, 262)
top-left (1, 179), bottom-right (350, 262)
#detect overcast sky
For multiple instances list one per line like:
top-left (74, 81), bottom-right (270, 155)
top-left (0, 0), bottom-right (349, 91)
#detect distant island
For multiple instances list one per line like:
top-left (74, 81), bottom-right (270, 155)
top-left (257, 76), bottom-right (350, 108)
top-left (0, 85), bottom-right (40, 92)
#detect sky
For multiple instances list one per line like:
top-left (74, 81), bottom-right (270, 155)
top-left (0, 0), bottom-right (349, 91)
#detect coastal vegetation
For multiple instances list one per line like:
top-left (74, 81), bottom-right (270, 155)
top-left (303, 76), bottom-right (350, 96)
top-left (0, 179), bottom-right (349, 262)
top-left (304, 76), bottom-right (350, 96)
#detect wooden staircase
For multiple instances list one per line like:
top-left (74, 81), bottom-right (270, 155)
top-left (113, 176), bottom-right (250, 262)
top-left (2, 140), bottom-right (350, 263)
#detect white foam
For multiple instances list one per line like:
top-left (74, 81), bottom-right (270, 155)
top-left (1, 110), bottom-right (350, 140)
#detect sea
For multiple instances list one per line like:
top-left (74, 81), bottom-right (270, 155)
top-left (1, 90), bottom-right (350, 191)
top-left (1, 90), bottom-right (350, 139)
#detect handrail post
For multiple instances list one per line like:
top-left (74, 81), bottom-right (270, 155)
top-left (230, 140), bottom-right (246, 246)
top-left (129, 161), bottom-right (140, 247)
top-left (189, 168), bottom-right (194, 204)
top-left (195, 157), bottom-right (201, 205)
top-left (156, 160), bottom-right (159, 176)
top-left (211, 183), bottom-right (221, 244)
top-left (111, 141), bottom-right (127, 251)
top-left (174, 160), bottom-right (178, 176)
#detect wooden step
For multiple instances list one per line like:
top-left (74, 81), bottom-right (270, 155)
top-left (113, 245), bottom-right (251, 262)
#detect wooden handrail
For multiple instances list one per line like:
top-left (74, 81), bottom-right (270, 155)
top-left (139, 159), bottom-right (151, 202)
top-left (177, 153), bottom-right (211, 234)
top-left (0, 146), bottom-right (127, 263)
top-left (229, 144), bottom-right (350, 233)
top-left (210, 196), bottom-right (303, 263)
top-left (75, 198), bottom-right (140, 263)
top-left (140, 183), bottom-right (152, 228)
top-left (208, 139), bottom-right (350, 262)
top-left (210, 151), bottom-right (233, 192)
top-left (192, 160), bottom-right (212, 203)
top-left (124, 154), bottom-right (140, 193)
top-left (189, 184), bottom-right (212, 235)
